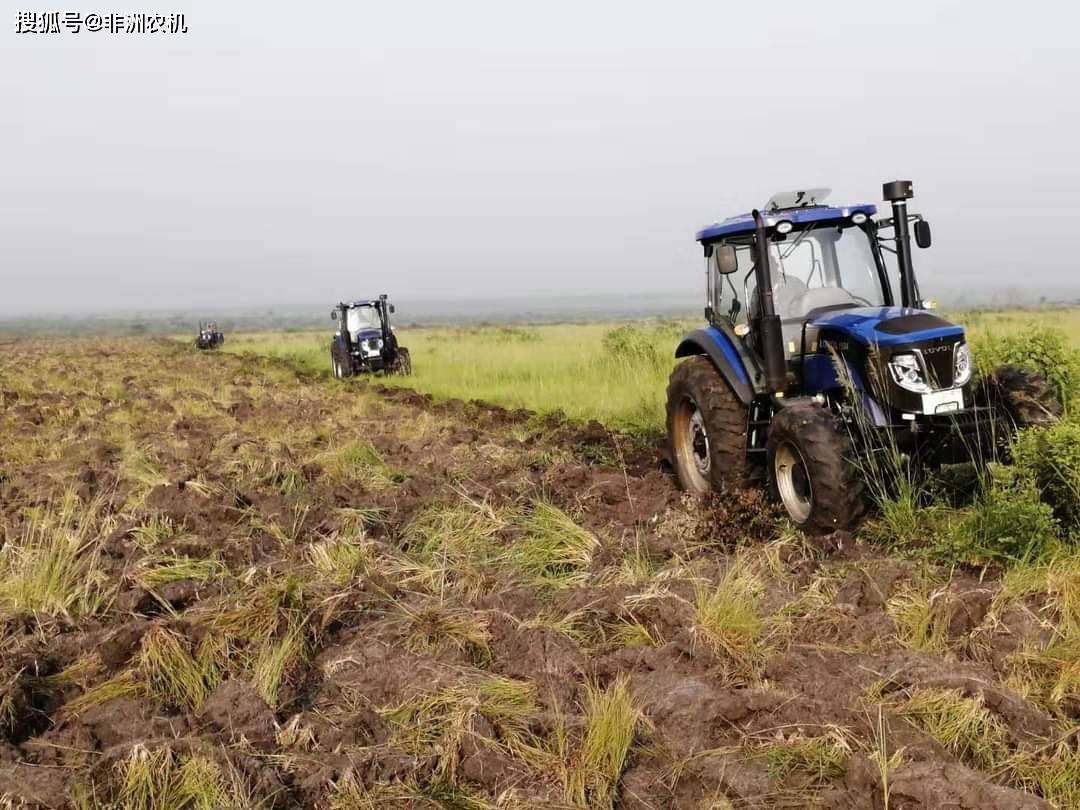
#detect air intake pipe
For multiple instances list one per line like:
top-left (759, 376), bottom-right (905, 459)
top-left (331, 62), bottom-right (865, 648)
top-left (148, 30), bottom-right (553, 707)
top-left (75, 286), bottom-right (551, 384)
top-left (752, 209), bottom-right (787, 395)
top-left (883, 180), bottom-right (918, 308)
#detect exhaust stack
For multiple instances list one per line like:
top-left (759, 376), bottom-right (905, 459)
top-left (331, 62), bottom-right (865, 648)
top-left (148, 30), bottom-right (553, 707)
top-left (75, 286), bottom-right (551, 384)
top-left (752, 209), bottom-right (787, 395)
top-left (883, 180), bottom-right (919, 308)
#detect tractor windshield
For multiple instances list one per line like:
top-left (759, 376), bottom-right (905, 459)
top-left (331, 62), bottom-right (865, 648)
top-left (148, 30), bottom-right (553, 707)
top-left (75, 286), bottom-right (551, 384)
top-left (766, 224), bottom-right (886, 318)
top-left (346, 306), bottom-right (380, 334)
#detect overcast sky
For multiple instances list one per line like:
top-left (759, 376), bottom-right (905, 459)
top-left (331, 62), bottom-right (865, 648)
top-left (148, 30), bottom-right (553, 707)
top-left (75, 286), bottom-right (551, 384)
top-left (2, 0), bottom-right (1078, 315)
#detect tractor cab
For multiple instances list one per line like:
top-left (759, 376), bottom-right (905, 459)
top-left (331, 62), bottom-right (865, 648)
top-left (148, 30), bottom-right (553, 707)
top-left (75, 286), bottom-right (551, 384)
top-left (330, 295), bottom-right (412, 378)
top-left (667, 180), bottom-right (1061, 531)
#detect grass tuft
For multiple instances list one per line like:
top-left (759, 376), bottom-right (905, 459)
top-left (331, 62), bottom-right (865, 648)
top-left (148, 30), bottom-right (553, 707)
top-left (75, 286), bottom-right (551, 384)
top-left (691, 556), bottom-right (766, 668)
top-left (138, 628), bottom-right (221, 712)
top-left (899, 688), bottom-right (1007, 769)
top-left (566, 675), bottom-right (641, 809)
top-left (510, 502), bottom-right (599, 589)
top-left (0, 493), bottom-right (111, 619)
top-left (384, 675), bottom-right (539, 780)
top-left (886, 584), bottom-right (949, 654)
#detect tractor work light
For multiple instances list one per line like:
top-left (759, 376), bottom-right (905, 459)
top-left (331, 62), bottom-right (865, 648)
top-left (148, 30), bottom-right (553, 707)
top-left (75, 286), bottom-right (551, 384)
top-left (888, 353), bottom-right (931, 394)
top-left (851, 212), bottom-right (868, 225)
top-left (954, 342), bottom-right (973, 386)
top-left (775, 220), bottom-right (793, 234)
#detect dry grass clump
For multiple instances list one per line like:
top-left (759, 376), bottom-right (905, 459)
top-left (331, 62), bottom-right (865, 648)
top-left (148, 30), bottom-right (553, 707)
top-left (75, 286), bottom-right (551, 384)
top-left (132, 555), bottom-right (226, 590)
top-left (761, 727), bottom-right (853, 783)
top-left (886, 583), bottom-right (950, 654)
top-left (326, 772), bottom-right (496, 810)
top-left (384, 675), bottom-right (540, 780)
top-left (118, 444), bottom-right (171, 508)
top-left (194, 573), bottom-right (324, 708)
top-left (691, 556), bottom-right (767, 669)
top-left (1007, 741), bottom-right (1080, 810)
top-left (64, 670), bottom-right (146, 718)
top-left (305, 535), bottom-right (372, 586)
top-left (130, 515), bottom-right (191, 550)
top-left (138, 628), bottom-right (222, 712)
top-left (510, 502), bottom-right (599, 589)
top-left (564, 675), bottom-right (642, 809)
top-left (898, 688), bottom-right (1007, 769)
top-left (994, 555), bottom-right (1080, 712)
top-left (396, 599), bottom-right (493, 663)
top-left (0, 493), bottom-right (112, 619)
top-left (70, 744), bottom-right (262, 810)
top-left (317, 440), bottom-right (402, 490)
top-left (400, 496), bottom-right (509, 596)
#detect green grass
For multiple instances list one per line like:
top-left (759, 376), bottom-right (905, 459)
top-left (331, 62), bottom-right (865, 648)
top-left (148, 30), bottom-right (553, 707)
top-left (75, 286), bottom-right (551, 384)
top-left (223, 321), bottom-right (690, 434)
top-left (220, 310), bottom-right (1080, 437)
top-left (566, 676), bottom-right (641, 809)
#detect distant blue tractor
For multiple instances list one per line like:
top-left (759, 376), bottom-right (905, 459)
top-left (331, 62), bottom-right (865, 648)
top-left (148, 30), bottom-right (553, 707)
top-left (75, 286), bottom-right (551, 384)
top-left (667, 181), bottom-right (1060, 531)
top-left (330, 295), bottom-right (411, 378)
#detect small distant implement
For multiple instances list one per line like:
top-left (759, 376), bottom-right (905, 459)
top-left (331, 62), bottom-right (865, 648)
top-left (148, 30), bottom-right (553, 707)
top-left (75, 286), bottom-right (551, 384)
top-left (195, 321), bottom-right (224, 350)
top-left (330, 295), bottom-right (411, 378)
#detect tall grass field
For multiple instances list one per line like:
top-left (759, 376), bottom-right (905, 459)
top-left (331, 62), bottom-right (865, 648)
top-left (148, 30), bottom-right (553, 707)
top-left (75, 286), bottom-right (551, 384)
top-left (223, 308), bottom-right (1080, 435)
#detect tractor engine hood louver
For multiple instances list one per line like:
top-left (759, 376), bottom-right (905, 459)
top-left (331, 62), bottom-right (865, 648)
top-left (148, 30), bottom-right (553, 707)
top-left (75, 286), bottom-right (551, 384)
top-left (809, 307), bottom-right (964, 348)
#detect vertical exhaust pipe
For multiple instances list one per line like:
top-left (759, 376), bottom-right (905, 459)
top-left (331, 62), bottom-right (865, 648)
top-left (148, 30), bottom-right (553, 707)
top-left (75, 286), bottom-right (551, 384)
top-left (883, 180), bottom-right (918, 308)
top-left (752, 209), bottom-right (787, 395)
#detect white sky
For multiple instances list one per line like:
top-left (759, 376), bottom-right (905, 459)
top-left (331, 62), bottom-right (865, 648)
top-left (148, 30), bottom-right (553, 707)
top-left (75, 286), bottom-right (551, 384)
top-left (1, 0), bottom-right (1079, 314)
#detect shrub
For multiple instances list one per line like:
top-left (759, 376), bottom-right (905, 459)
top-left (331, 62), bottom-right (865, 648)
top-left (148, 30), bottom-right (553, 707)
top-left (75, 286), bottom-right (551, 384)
top-left (1013, 422), bottom-right (1080, 533)
top-left (935, 474), bottom-right (1060, 564)
top-left (601, 325), bottom-right (667, 367)
top-left (972, 327), bottom-right (1080, 414)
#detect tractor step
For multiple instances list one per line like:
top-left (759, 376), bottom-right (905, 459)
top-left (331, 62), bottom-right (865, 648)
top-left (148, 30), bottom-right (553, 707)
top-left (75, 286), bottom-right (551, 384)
top-left (746, 398), bottom-right (773, 457)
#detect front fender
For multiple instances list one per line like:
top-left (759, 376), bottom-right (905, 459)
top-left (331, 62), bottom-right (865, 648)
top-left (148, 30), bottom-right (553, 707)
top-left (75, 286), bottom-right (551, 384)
top-left (675, 327), bottom-right (755, 404)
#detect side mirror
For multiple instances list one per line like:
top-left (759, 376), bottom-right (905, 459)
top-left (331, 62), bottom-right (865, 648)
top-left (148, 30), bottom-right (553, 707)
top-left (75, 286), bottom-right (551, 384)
top-left (389, 304), bottom-right (396, 314)
top-left (330, 310), bottom-right (338, 320)
top-left (914, 220), bottom-right (932, 249)
top-left (714, 244), bottom-right (739, 275)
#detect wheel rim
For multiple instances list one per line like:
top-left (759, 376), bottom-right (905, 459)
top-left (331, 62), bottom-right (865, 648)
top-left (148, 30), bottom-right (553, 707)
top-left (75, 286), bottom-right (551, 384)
top-left (774, 442), bottom-right (813, 524)
top-left (672, 398), bottom-right (711, 492)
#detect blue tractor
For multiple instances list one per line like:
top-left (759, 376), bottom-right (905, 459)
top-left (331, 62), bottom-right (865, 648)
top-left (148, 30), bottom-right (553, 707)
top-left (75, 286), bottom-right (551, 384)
top-left (330, 295), bottom-right (411, 378)
top-left (667, 181), bottom-right (1060, 531)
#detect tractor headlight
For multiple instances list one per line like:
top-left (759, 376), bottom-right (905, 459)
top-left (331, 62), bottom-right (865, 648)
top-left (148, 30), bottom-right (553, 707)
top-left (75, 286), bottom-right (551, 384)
top-left (954, 342), bottom-right (973, 386)
top-left (889, 353), bottom-right (930, 393)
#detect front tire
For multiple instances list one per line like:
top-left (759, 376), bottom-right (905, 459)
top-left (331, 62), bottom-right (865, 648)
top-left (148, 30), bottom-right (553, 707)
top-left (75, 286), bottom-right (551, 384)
top-left (391, 347), bottom-right (412, 376)
top-left (666, 356), bottom-right (751, 494)
top-left (766, 403), bottom-right (866, 532)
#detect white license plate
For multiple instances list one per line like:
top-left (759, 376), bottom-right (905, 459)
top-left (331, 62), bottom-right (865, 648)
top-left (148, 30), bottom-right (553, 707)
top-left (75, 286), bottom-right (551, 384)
top-left (922, 389), bottom-right (964, 414)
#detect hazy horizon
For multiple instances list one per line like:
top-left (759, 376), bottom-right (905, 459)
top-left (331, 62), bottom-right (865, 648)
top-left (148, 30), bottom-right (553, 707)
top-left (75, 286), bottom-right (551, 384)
top-left (3, 0), bottom-right (1079, 316)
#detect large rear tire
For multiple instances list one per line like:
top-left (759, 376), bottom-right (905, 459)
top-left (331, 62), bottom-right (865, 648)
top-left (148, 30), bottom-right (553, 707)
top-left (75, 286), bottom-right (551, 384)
top-left (766, 402), bottom-right (866, 532)
top-left (666, 356), bottom-right (752, 494)
top-left (984, 365), bottom-right (1062, 430)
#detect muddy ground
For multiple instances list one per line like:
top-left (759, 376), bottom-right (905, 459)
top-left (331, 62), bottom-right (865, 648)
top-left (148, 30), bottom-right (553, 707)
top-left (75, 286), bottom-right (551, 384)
top-left (0, 339), bottom-right (1075, 809)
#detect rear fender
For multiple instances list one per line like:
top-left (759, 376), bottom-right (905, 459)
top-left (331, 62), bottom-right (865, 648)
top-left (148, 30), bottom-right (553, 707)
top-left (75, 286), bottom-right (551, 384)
top-left (675, 327), bottom-right (755, 405)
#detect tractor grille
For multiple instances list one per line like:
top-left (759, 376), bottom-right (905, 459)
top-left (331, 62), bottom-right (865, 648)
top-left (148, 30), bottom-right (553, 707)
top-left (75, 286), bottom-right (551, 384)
top-left (921, 343), bottom-right (957, 390)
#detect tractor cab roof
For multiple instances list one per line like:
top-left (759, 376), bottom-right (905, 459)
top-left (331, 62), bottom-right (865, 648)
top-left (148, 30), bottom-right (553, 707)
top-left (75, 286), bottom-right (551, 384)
top-left (696, 202), bottom-right (877, 243)
top-left (340, 300), bottom-right (382, 309)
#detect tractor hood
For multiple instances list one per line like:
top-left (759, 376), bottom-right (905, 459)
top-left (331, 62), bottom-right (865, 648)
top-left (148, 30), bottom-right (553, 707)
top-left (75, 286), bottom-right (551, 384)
top-left (810, 307), bottom-right (964, 348)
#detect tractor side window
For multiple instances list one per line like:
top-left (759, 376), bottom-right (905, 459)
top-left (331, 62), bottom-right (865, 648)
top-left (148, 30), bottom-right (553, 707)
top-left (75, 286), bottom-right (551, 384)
top-left (710, 242), bottom-right (755, 326)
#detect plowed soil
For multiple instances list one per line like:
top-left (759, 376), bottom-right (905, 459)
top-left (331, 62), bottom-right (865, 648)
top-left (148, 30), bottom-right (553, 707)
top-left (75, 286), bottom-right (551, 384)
top-left (0, 339), bottom-right (1074, 809)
